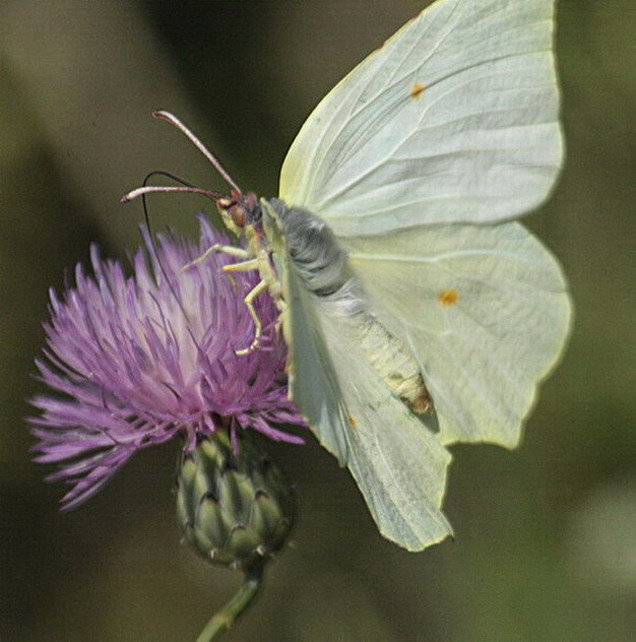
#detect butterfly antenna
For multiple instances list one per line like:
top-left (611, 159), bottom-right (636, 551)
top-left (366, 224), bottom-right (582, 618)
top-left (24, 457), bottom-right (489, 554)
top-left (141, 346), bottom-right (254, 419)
top-left (121, 184), bottom-right (225, 203)
top-left (153, 110), bottom-right (242, 194)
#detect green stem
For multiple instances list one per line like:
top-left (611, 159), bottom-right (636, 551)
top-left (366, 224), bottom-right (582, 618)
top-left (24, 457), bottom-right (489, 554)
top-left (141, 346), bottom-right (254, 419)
top-left (196, 564), bottom-right (265, 642)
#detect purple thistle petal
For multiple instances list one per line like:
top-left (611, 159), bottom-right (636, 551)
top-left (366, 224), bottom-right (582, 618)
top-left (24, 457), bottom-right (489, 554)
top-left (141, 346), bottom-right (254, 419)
top-left (28, 216), bottom-right (306, 509)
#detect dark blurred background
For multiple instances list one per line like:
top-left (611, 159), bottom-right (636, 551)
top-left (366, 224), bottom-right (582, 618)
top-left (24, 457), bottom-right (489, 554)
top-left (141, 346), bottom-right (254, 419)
top-left (1, 1), bottom-right (634, 640)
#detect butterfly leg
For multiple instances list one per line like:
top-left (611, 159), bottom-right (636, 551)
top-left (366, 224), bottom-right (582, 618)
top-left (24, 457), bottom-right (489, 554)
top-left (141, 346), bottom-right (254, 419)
top-left (182, 243), bottom-right (250, 271)
top-left (234, 278), bottom-right (269, 355)
top-left (224, 254), bottom-right (289, 353)
top-left (182, 244), bottom-right (257, 291)
top-left (184, 243), bottom-right (284, 353)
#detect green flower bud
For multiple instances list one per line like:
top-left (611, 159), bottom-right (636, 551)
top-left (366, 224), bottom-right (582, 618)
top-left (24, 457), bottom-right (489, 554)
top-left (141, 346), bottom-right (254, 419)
top-left (176, 429), bottom-right (294, 570)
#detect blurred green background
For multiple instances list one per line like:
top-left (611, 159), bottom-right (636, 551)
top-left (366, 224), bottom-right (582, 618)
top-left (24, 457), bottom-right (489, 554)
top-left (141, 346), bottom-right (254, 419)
top-left (1, 1), bottom-right (634, 640)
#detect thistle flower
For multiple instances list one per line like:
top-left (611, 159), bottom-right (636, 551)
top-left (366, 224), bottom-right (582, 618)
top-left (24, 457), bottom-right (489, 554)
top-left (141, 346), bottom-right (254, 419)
top-left (29, 216), bottom-right (305, 510)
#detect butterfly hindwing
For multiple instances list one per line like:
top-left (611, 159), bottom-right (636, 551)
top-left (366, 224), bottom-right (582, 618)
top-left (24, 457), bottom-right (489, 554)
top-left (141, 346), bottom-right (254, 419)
top-left (342, 222), bottom-right (571, 448)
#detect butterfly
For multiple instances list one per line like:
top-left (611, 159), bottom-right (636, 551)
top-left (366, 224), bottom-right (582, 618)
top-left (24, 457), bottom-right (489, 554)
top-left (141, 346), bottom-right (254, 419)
top-left (125, 0), bottom-right (571, 551)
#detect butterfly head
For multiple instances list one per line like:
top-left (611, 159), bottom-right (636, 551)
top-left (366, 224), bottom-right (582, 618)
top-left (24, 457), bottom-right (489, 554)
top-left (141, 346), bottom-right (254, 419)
top-left (217, 190), bottom-right (263, 237)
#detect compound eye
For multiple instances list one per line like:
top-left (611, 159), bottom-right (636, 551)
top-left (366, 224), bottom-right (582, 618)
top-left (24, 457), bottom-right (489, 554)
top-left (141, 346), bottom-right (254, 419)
top-left (230, 207), bottom-right (247, 228)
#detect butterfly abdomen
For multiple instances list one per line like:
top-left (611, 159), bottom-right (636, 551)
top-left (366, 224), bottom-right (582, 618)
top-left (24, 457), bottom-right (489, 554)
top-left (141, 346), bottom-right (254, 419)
top-left (267, 198), bottom-right (432, 415)
top-left (358, 321), bottom-right (433, 415)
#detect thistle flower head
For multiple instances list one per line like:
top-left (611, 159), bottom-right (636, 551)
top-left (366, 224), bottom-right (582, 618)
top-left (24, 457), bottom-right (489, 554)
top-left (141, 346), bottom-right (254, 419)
top-left (29, 216), bottom-right (304, 509)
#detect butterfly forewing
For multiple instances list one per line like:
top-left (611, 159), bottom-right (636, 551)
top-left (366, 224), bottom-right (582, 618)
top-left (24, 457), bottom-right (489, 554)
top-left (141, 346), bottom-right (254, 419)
top-left (280, 0), bottom-right (562, 236)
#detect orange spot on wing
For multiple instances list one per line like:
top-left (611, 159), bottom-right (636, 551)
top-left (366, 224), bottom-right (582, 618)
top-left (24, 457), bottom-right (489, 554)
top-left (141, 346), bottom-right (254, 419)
top-left (348, 415), bottom-right (358, 428)
top-left (410, 82), bottom-right (425, 99)
top-left (438, 289), bottom-right (459, 306)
